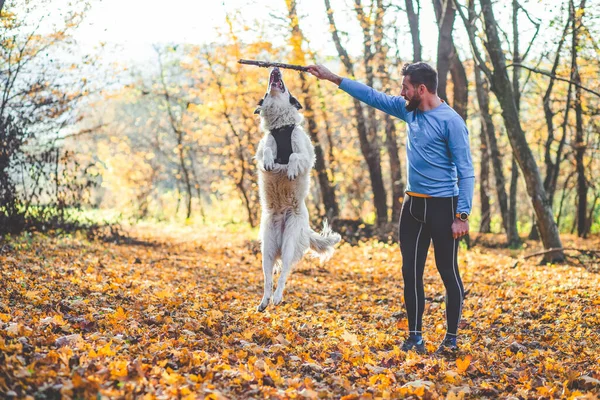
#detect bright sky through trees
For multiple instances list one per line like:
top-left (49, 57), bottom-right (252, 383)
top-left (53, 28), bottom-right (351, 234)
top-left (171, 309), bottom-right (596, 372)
top-left (35, 0), bottom-right (561, 72)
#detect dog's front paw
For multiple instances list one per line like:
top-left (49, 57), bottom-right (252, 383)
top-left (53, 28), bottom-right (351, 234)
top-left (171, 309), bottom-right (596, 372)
top-left (263, 158), bottom-right (275, 172)
top-left (287, 154), bottom-right (302, 180)
top-left (263, 149), bottom-right (275, 171)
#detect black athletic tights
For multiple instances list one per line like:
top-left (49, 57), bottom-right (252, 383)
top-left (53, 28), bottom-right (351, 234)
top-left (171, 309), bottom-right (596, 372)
top-left (399, 194), bottom-right (465, 337)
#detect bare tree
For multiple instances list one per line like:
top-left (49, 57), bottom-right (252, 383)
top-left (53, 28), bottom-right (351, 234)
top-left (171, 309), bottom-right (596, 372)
top-left (285, 0), bottom-right (340, 220)
top-left (456, 0), bottom-right (564, 261)
top-left (506, 0), bottom-right (523, 247)
top-left (433, 0), bottom-right (468, 120)
top-left (374, 0), bottom-right (404, 223)
top-left (405, 0), bottom-right (422, 61)
top-left (324, 0), bottom-right (388, 226)
top-left (155, 47), bottom-right (193, 220)
top-left (474, 64), bottom-right (509, 236)
top-left (205, 54), bottom-right (259, 227)
top-left (571, 0), bottom-right (588, 237)
top-left (479, 117), bottom-right (491, 233)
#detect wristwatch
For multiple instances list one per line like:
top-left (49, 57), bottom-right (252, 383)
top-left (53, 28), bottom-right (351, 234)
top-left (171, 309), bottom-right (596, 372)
top-left (455, 212), bottom-right (469, 222)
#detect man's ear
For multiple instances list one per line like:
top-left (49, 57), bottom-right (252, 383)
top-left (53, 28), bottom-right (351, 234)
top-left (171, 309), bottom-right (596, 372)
top-left (254, 97), bottom-right (264, 115)
top-left (289, 95), bottom-right (303, 110)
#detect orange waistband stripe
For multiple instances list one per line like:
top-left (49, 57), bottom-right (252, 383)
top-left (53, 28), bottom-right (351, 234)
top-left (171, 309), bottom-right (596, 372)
top-left (406, 191), bottom-right (433, 198)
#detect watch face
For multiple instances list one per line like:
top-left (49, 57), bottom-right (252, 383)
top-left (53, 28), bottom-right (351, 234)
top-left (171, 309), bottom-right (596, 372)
top-left (460, 212), bottom-right (469, 221)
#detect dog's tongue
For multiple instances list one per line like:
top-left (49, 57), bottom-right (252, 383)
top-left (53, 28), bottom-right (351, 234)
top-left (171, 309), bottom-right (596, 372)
top-left (268, 67), bottom-right (285, 93)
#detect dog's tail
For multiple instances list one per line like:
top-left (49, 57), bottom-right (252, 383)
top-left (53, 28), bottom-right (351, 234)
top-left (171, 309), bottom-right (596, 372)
top-left (309, 220), bottom-right (342, 262)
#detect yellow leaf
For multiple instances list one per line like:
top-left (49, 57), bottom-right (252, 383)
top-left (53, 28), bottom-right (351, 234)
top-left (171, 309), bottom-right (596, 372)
top-left (445, 370), bottom-right (460, 384)
top-left (113, 307), bottom-right (127, 321)
top-left (110, 360), bottom-right (129, 378)
top-left (341, 331), bottom-right (360, 346)
top-left (97, 341), bottom-right (116, 357)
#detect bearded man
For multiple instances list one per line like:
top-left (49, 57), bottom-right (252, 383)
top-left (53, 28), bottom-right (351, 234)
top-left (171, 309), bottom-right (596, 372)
top-left (307, 62), bottom-right (475, 354)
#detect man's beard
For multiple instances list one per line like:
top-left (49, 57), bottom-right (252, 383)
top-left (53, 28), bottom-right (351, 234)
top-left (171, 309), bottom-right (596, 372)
top-left (405, 94), bottom-right (422, 112)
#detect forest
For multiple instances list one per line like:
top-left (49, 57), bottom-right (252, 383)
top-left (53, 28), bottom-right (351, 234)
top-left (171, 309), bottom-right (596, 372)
top-left (0, 0), bottom-right (599, 398)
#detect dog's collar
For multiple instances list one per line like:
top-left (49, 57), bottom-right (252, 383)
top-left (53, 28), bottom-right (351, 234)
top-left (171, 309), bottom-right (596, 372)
top-left (270, 124), bottom-right (295, 165)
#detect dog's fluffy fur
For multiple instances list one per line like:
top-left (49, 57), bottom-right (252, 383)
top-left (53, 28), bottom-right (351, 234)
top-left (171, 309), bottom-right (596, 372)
top-left (254, 68), bottom-right (341, 312)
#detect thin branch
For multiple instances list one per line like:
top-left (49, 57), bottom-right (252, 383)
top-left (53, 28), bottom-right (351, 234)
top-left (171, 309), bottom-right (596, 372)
top-left (506, 63), bottom-right (600, 98)
top-left (521, 14), bottom-right (541, 60)
top-left (58, 124), bottom-right (108, 140)
top-left (453, 0), bottom-right (493, 79)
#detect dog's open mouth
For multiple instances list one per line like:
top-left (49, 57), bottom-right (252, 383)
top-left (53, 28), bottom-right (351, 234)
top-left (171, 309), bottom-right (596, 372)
top-left (268, 67), bottom-right (286, 94)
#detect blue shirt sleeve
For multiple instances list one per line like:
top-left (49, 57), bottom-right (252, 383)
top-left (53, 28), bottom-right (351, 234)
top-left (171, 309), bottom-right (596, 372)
top-left (446, 116), bottom-right (475, 214)
top-left (339, 78), bottom-right (408, 121)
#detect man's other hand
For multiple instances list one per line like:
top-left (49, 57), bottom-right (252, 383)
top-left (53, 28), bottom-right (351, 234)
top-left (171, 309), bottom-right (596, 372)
top-left (306, 65), bottom-right (342, 85)
top-left (451, 219), bottom-right (469, 239)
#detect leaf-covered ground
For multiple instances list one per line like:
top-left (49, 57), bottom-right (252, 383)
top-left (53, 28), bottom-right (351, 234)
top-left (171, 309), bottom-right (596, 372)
top-left (1, 225), bottom-right (599, 399)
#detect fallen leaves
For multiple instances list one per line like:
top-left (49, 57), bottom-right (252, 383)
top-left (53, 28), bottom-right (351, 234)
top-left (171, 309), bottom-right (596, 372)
top-left (0, 226), bottom-right (599, 398)
top-left (455, 355), bottom-right (471, 374)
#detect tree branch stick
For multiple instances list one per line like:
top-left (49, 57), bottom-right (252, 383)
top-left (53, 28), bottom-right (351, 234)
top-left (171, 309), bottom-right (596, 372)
top-left (506, 63), bottom-right (600, 98)
top-left (238, 59), bottom-right (308, 72)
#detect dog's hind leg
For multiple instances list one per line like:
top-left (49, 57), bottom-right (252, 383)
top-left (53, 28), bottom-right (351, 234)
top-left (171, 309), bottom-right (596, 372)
top-left (273, 216), bottom-right (309, 306)
top-left (257, 232), bottom-right (278, 312)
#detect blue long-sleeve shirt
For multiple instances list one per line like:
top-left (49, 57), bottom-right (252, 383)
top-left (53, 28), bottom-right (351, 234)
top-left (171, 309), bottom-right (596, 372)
top-left (339, 78), bottom-right (475, 214)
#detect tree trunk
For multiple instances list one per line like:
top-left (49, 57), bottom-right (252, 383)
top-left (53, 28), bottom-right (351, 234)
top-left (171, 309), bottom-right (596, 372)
top-left (385, 115), bottom-right (404, 223)
top-left (531, 11), bottom-right (572, 239)
top-left (474, 64), bottom-right (510, 236)
top-left (479, 120), bottom-right (491, 233)
top-left (354, 0), bottom-right (387, 225)
top-left (506, 0), bottom-right (522, 246)
top-left (205, 56), bottom-right (258, 227)
top-left (300, 74), bottom-right (340, 218)
top-left (375, 0), bottom-right (404, 223)
top-left (156, 48), bottom-right (193, 220)
top-left (508, 157), bottom-right (521, 246)
top-left (449, 52), bottom-right (468, 120)
top-left (405, 0), bottom-right (422, 61)
top-left (571, 0), bottom-right (588, 237)
top-left (433, 0), bottom-right (468, 120)
top-left (286, 0), bottom-right (340, 219)
top-left (433, 0), bottom-right (455, 104)
top-left (306, 51), bottom-right (338, 177)
top-left (478, 0), bottom-right (564, 261)
top-left (325, 0), bottom-right (388, 226)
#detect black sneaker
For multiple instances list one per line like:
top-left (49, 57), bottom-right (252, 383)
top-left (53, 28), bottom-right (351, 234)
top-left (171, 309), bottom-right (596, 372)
top-left (401, 337), bottom-right (426, 354)
top-left (435, 337), bottom-right (459, 355)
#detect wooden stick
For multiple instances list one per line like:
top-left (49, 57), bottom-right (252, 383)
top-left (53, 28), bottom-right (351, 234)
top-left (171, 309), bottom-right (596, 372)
top-left (238, 59), bottom-right (309, 72)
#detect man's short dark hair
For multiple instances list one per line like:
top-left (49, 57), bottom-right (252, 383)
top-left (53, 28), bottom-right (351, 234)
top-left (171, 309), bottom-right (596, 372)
top-left (401, 62), bottom-right (438, 94)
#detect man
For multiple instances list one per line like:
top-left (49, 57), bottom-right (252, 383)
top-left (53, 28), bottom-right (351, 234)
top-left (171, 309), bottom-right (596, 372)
top-left (307, 62), bottom-right (474, 354)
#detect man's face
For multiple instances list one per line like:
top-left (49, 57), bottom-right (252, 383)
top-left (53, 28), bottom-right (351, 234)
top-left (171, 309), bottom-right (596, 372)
top-left (401, 76), bottom-right (423, 112)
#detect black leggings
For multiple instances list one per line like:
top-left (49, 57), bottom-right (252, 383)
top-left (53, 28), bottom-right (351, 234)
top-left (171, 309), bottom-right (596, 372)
top-left (399, 194), bottom-right (464, 336)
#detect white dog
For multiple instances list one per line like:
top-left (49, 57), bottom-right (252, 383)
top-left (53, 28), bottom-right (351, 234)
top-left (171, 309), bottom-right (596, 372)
top-left (254, 67), bottom-right (341, 312)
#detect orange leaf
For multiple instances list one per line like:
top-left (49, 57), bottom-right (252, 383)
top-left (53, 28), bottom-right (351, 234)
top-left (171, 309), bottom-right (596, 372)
top-left (456, 355), bottom-right (472, 373)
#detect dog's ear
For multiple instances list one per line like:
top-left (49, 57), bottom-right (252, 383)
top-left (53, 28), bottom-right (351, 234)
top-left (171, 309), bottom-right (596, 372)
top-left (254, 98), bottom-right (264, 115)
top-left (289, 95), bottom-right (303, 110)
